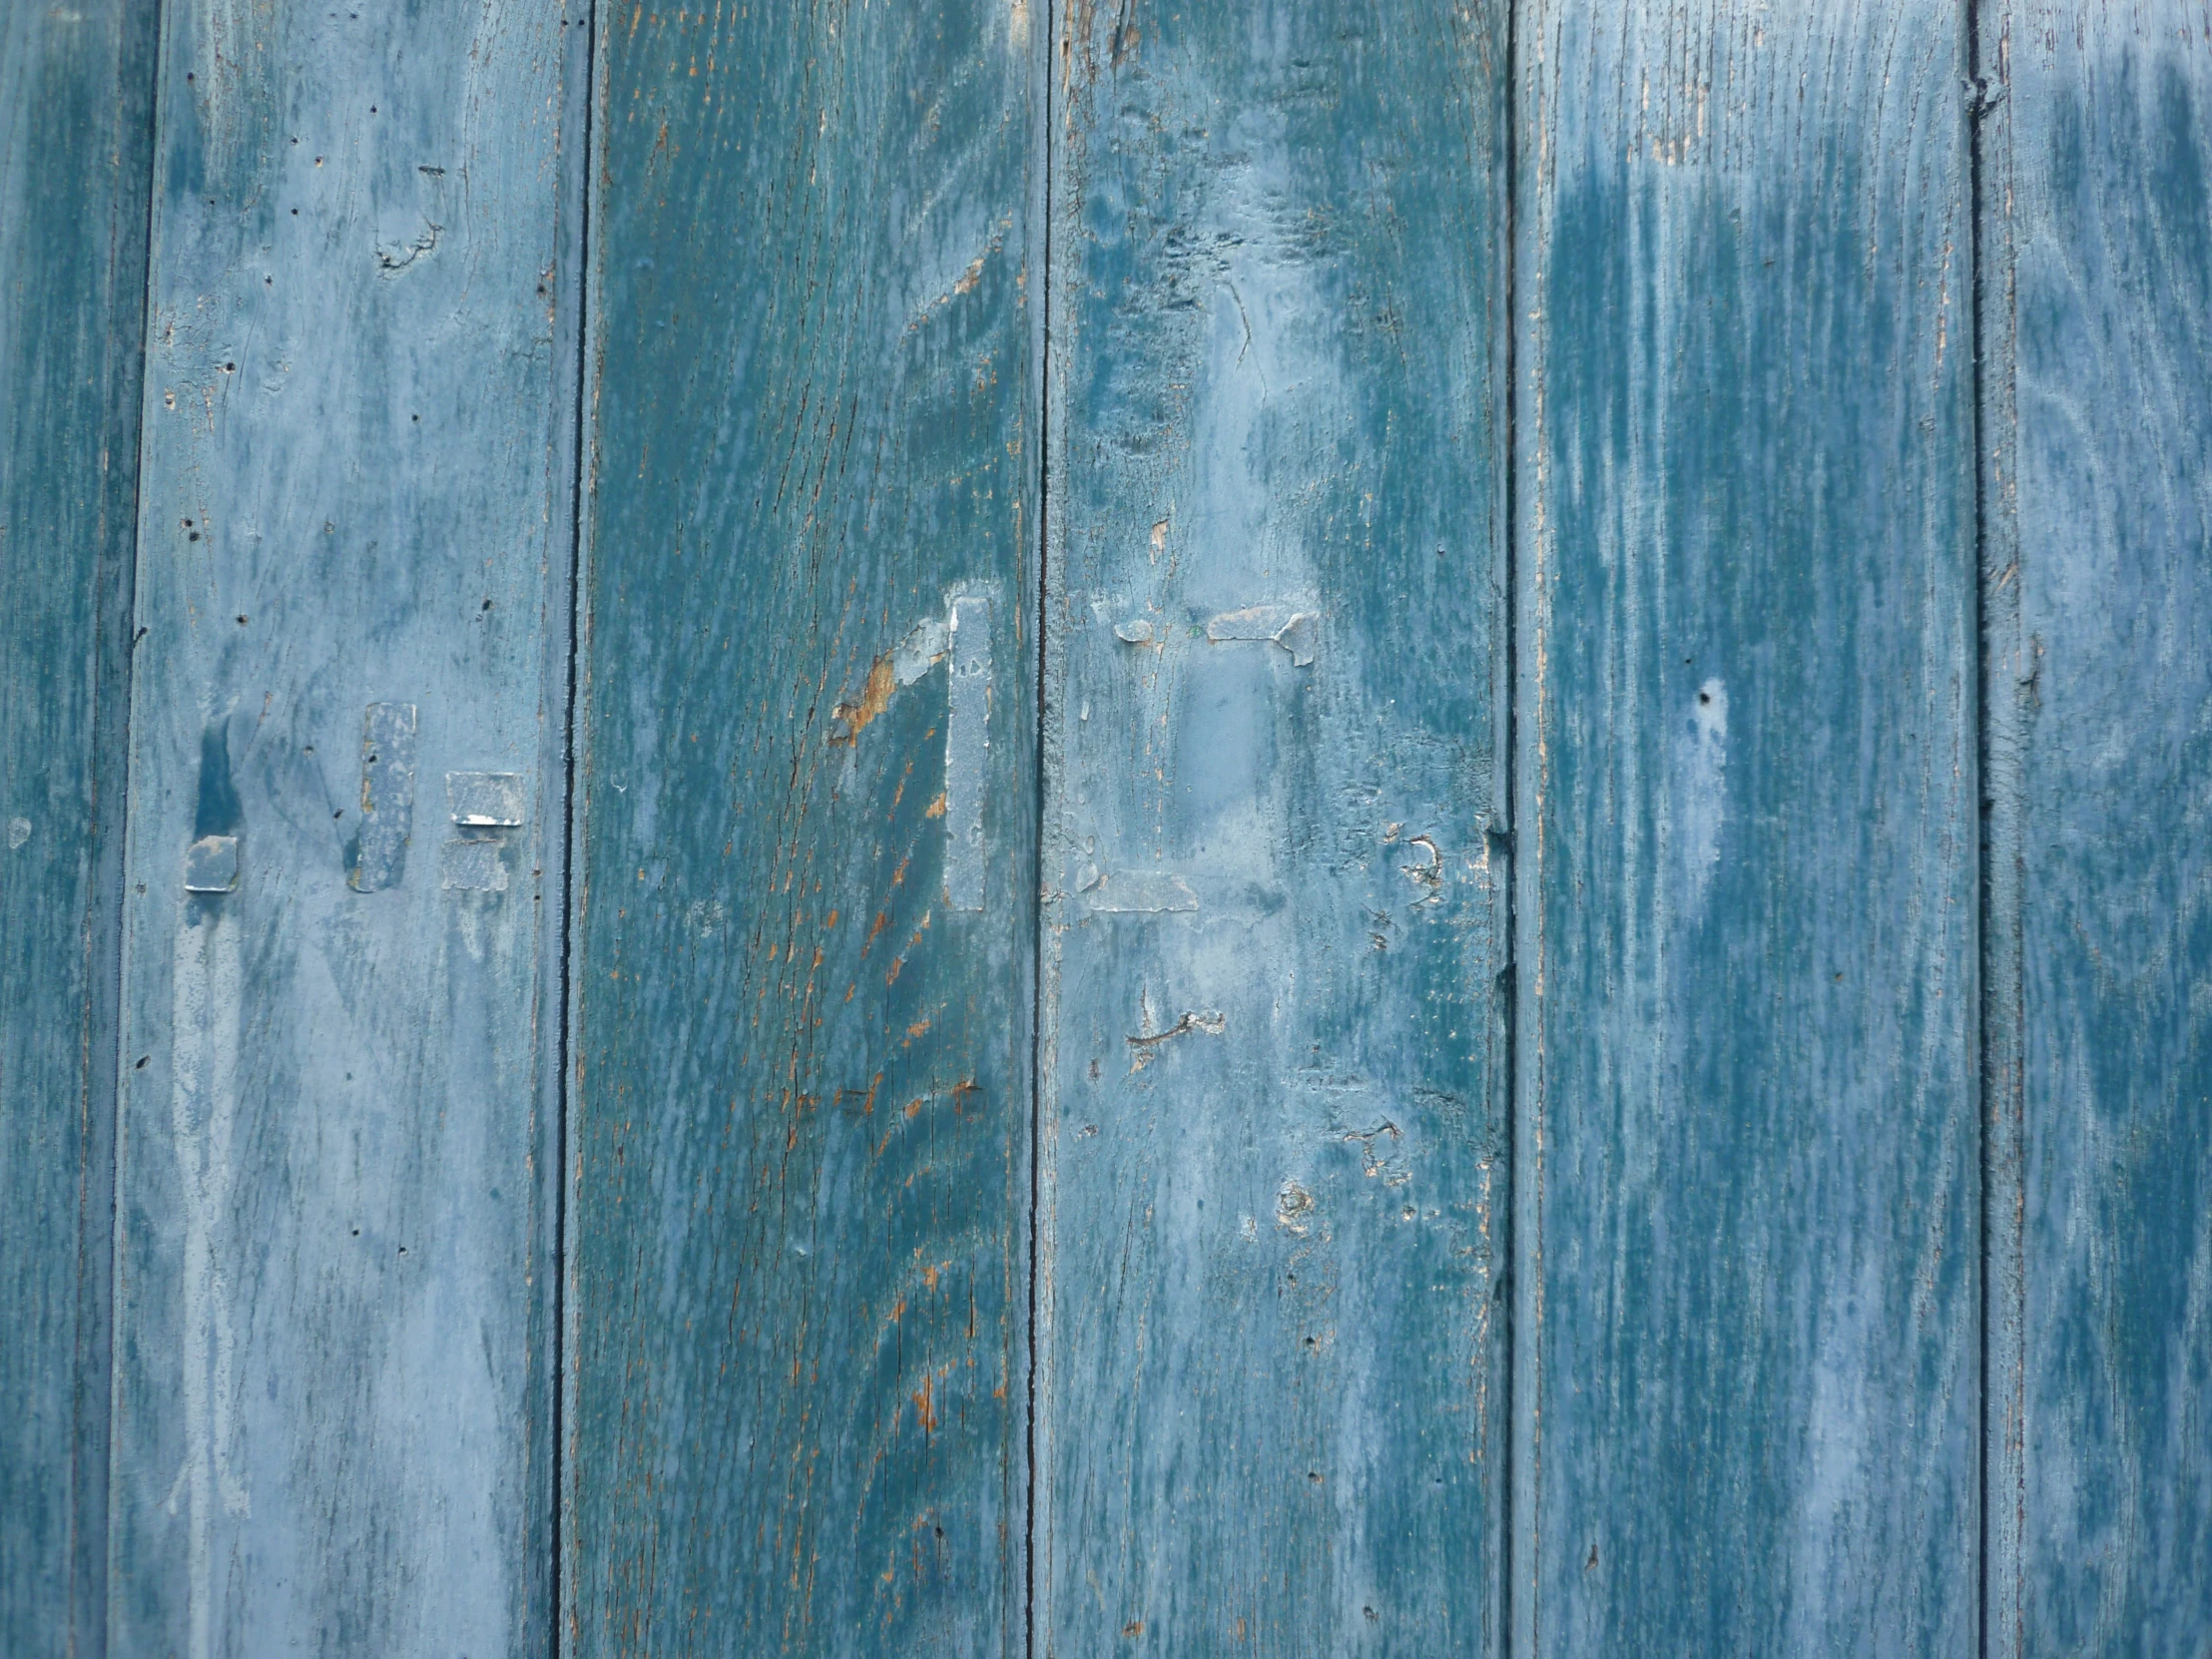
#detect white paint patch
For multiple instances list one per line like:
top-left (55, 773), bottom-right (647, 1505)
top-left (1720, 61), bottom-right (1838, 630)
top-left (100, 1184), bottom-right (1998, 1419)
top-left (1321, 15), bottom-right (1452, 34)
top-left (1085, 869), bottom-right (1199, 913)
top-left (6, 816), bottom-right (29, 848)
top-left (943, 596), bottom-right (990, 910)
top-left (1675, 677), bottom-right (1729, 912)
top-left (168, 906), bottom-right (250, 1659)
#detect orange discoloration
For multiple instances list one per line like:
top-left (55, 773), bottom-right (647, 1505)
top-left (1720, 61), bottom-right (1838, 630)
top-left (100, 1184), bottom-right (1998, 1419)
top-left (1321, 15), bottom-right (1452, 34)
top-left (911, 1374), bottom-right (937, 1434)
top-left (905, 1017), bottom-right (930, 1040)
top-left (924, 791), bottom-right (947, 819)
top-left (830, 652), bottom-right (898, 744)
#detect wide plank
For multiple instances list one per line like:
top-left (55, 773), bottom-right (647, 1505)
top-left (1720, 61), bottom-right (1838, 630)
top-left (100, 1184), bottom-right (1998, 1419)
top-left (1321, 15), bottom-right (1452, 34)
top-left (563, 4), bottom-right (1040, 1652)
top-left (0, 4), bottom-right (158, 1653)
top-left (1510, 6), bottom-right (1979, 1650)
top-left (1038, 4), bottom-right (1510, 1651)
top-left (108, 3), bottom-right (579, 1651)
top-left (1982, 4), bottom-right (2212, 1647)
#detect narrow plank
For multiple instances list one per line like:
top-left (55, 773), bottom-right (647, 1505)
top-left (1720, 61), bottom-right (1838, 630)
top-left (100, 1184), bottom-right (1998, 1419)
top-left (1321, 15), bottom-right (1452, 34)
top-left (108, 3), bottom-right (577, 1651)
top-left (0, 4), bottom-right (158, 1653)
top-left (564, 5), bottom-right (1039, 1652)
top-left (1985, 5), bottom-right (2212, 1645)
top-left (1038, 4), bottom-right (1509, 1650)
top-left (1510, 6), bottom-right (1979, 1651)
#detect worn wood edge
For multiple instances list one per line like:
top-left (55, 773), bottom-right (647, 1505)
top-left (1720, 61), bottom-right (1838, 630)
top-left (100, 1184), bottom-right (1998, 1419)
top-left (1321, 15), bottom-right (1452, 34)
top-left (557, 3), bottom-right (610, 1651)
top-left (1972, 4), bottom-right (2026, 1655)
top-left (1022, 3), bottom-right (1054, 1653)
top-left (544, 4), bottom-right (597, 1655)
top-left (71, 6), bottom-right (165, 1656)
top-left (1030, 0), bottom-right (1071, 1637)
top-left (100, 0), bottom-right (183, 1644)
top-left (1506, 6), bottom-right (1553, 1653)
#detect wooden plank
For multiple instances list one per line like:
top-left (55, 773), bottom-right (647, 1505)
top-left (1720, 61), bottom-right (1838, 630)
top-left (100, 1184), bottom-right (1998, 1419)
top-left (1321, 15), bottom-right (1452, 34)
top-left (0, 4), bottom-right (157, 1653)
top-left (563, 5), bottom-right (1039, 1653)
top-left (107, 3), bottom-right (578, 1652)
top-left (1037, 5), bottom-right (1509, 1650)
top-left (1982, 5), bottom-right (2212, 1646)
top-left (1510, 6), bottom-right (1979, 1651)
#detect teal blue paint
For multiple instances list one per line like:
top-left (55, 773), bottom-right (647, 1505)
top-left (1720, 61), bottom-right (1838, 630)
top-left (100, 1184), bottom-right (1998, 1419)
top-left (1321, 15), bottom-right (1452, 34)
top-left (1511, 7), bottom-right (1980, 1652)
top-left (1038, 4), bottom-right (1509, 1650)
top-left (0, 4), bottom-right (158, 1653)
top-left (107, 0), bottom-right (578, 1650)
top-left (564, 3), bottom-right (1040, 1651)
top-left (1984, 6), bottom-right (2212, 1647)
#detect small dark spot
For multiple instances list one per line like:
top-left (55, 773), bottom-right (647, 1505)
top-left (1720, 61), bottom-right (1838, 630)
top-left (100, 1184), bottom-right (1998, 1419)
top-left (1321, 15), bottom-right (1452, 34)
top-left (291, 208), bottom-right (298, 215)
top-left (1306, 1470), bottom-right (1323, 1484)
top-left (182, 518), bottom-right (193, 527)
top-left (1303, 1336), bottom-right (1318, 1349)
top-left (481, 598), bottom-right (492, 611)
top-left (351, 1228), bottom-right (359, 1237)
top-left (185, 72), bottom-right (194, 81)
top-left (1586, 1543), bottom-right (1599, 1571)
top-left (332, 810), bottom-right (343, 820)
top-left (1364, 1607), bottom-right (1379, 1623)
top-left (235, 614), bottom-right (248, 626)
top-left (188, 532), bottom-right (200, 542)
top-left (1698, 690), bottom-right (1711, 705)
top-left (411, 413), bottom-right (419, 422)
top-left (1088, 1058), bottom-right (1100, 1081)
top-left (134, 1056), bottom-right (149, 1070)
top-left (223, 361), bottom-right (235, 372)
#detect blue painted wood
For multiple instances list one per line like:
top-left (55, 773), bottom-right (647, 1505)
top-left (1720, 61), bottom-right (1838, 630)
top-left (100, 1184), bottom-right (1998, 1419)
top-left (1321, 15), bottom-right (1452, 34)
top-left (1982, 5), bottom-right (2212, 1647)
top-left (1037, 4), bottom-right (1509, 1650)
top-left (107, 3), bottom-right (579, 1651)
top-left (1510, 6), bottom-right (1980, 1652)
top-left (563, 3), bottom-right (1040, 1652)
top-left (0, 4), bottom-right (157, 1654)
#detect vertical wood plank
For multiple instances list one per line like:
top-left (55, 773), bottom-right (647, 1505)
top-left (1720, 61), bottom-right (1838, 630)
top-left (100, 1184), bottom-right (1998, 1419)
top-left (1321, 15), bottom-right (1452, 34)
top-left (1511, 5), bottom-right (1979, 1651)
top-left (109, 4), bottom-right (577, 1652)
top-left (1038, 4), bottom-right (1510, 1650)
top-left (1984, 4), bottom-right (2212, 1645)
top-left (564, 4), bottom-right (1039, 1653)
top-left (0, 4), bottom-right (158, 1653)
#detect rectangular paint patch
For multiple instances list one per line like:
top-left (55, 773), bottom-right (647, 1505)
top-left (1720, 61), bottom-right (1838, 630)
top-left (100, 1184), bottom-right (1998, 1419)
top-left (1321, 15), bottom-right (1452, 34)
top-left (348, 703), bottom-right (417, 892)
top-left (943, 595), bottom-right (989, 910)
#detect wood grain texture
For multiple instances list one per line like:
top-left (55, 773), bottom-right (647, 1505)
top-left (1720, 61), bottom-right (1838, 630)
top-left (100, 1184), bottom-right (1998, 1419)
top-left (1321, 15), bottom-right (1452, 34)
top-left (0, 4), bottom-right (157, 1654)
top-left (1038, 4), bottom-right (1509, 1651)
top-left (1984, 4), bottom-right (2212, 1647)
top-left (1510, 5), bottom-right (1979, 1652)
top-left (564, 3), bottom-right (1039, 1653)
top-left (109, 3), bottom-right (577, 1652)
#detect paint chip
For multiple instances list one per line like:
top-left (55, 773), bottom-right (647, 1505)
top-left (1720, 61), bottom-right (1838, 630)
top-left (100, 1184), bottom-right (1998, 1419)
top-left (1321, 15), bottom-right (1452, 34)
top-left (184, 835), bottom-right (240, 894)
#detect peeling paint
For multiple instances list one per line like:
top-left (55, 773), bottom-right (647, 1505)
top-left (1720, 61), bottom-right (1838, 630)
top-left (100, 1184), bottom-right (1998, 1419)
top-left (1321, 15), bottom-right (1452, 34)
top-left (943, 595), bottom-right (990, 909)
top-left (347, 702), bottom-right (416, 891)
top-left (1084, 869), bottom-right (1198, 913)
top-left (1206, 603), bottom-right (1317, 667)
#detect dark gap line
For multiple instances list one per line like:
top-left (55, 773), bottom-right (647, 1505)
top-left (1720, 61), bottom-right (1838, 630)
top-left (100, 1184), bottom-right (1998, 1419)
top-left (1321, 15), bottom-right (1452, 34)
top-left (85, 6), bottom-right (173, 1655)
top-left (550, 3), bottom-right (599, 1655)
top-left (1495, 0), bottom-right (1521, 1655)
top-left (1965, 3), bottom-right (2025, 1655)
top-left (1024, 5), bottom-right (1056, 1655)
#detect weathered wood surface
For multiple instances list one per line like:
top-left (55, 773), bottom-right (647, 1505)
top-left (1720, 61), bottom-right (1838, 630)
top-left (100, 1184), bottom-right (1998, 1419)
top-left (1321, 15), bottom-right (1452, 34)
top-left (1037, 4), bottom-right (1509, 1651)
top-left (107, 2), bottom-right (577, 1651)
top-left (564, 3), bottom-right (1039, 1652)
top-left (1982, 5), bottom-right (2212, 1648)
top-left (1510, 6), bottom-right (1979, 1652)
top-left (0, 4), bottom-right (157, 1654)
